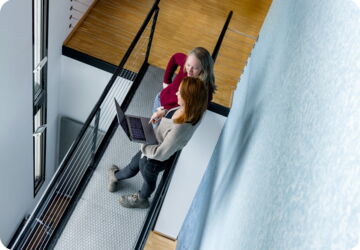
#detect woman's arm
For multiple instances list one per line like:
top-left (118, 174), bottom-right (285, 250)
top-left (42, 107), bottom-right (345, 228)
top-left (149, 108), bottom-right (167, 124)
top-left (163, 53), bottom-right (186, 85)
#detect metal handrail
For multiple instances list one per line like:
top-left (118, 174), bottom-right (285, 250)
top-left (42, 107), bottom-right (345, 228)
top-left (212, 10), bottom-right (233, 62)
top-left (10, 3), bottom-right (231, 249)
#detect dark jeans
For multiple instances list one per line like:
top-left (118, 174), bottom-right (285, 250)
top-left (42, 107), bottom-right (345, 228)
top-left (115, 151), bottom-right (169, 199)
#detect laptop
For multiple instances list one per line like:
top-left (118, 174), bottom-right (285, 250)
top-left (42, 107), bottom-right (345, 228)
top-left (114, 98), bottom-right (158, 145)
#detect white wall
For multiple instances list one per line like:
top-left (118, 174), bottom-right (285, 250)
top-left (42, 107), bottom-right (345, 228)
top-left (0, 0), bottom-right (34, 245)
top-left (0, 0), bottom-right (74, 245)
top-left (59, 56), bottom-right (111, 123)
top-left (46, 0), bottom-right (74, 174)
top-left (177, 0), bottom-right (360, 249)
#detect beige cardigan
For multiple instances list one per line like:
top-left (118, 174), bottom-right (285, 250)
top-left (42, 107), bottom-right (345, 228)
top-left (140, 117), bottom-right (200, 161)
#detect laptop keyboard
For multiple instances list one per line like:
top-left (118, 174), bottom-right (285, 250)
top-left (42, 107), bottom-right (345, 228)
top-left (128, 117), bottom-right (146, 140)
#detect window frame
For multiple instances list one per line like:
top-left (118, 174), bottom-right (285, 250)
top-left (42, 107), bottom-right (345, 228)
top-left (33, 0), bottom-right (49, 196)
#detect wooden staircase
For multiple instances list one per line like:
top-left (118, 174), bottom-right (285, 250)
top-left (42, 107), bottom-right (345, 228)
top-left (64, 0), bottom-right (272, 108)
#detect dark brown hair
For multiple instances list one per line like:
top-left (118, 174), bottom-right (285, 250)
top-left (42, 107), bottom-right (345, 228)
top-left (174, 77), bottom-right (208, 125)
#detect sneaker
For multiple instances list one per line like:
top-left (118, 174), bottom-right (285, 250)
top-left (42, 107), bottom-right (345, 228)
top-left (119, 193), bottom-right (150, 209)
top-left (108, 164), bottom-right (119, 192)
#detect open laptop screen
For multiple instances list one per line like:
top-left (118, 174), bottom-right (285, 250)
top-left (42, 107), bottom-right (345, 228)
top-left (114, 98), bottom-right (131, 139)
top-left (127, 117), bottom-right (146, 140)
top-left (119, 116), bottom-right (131, 139)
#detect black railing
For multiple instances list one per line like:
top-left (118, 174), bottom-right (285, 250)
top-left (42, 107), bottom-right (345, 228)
top-left (210, 10), bottom-right (233, 115)
top-left (10, 4), bottom-right (231, 249)
top-left (212, 11), bottom-right (233, 62)
top-left (10, 0), bottom-right (160, 249)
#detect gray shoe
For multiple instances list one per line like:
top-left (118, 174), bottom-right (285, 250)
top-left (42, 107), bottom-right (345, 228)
top-left (119, 192), bottom-right (150, 209)
top-left (108, 165), bottom-right (119, 192)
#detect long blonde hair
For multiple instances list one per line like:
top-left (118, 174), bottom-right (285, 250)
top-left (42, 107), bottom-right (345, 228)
top-left (187, 47), bottom-right (216, 94)
top-left (174, 77), bottom-right (208, 125)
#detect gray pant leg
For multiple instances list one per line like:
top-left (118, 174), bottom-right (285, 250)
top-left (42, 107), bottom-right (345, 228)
top-left (138, 157), bottom-right (168, 199)
top-left (115, 151), bottom-right (142, 180)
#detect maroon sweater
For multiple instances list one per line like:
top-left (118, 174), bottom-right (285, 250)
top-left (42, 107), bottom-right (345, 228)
top-left (160, 52), bottom-right (213, 110)
top-left (160, 53), bottom-right (188, 110)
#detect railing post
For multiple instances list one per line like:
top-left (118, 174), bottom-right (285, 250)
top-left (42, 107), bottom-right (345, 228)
top-left (145, 7), bottom-right (159, 63)
top-left (91, 108), bottom-right (101, 166)
top-left (212, 11), bottom-right (233, 62)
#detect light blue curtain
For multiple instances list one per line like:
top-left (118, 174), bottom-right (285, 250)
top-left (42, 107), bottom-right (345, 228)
top-left (177, 0), bottom-right (360, 249)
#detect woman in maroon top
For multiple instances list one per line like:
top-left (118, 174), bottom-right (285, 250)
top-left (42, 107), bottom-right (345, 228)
top-left (150, 47), bottom-right (216, 124)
